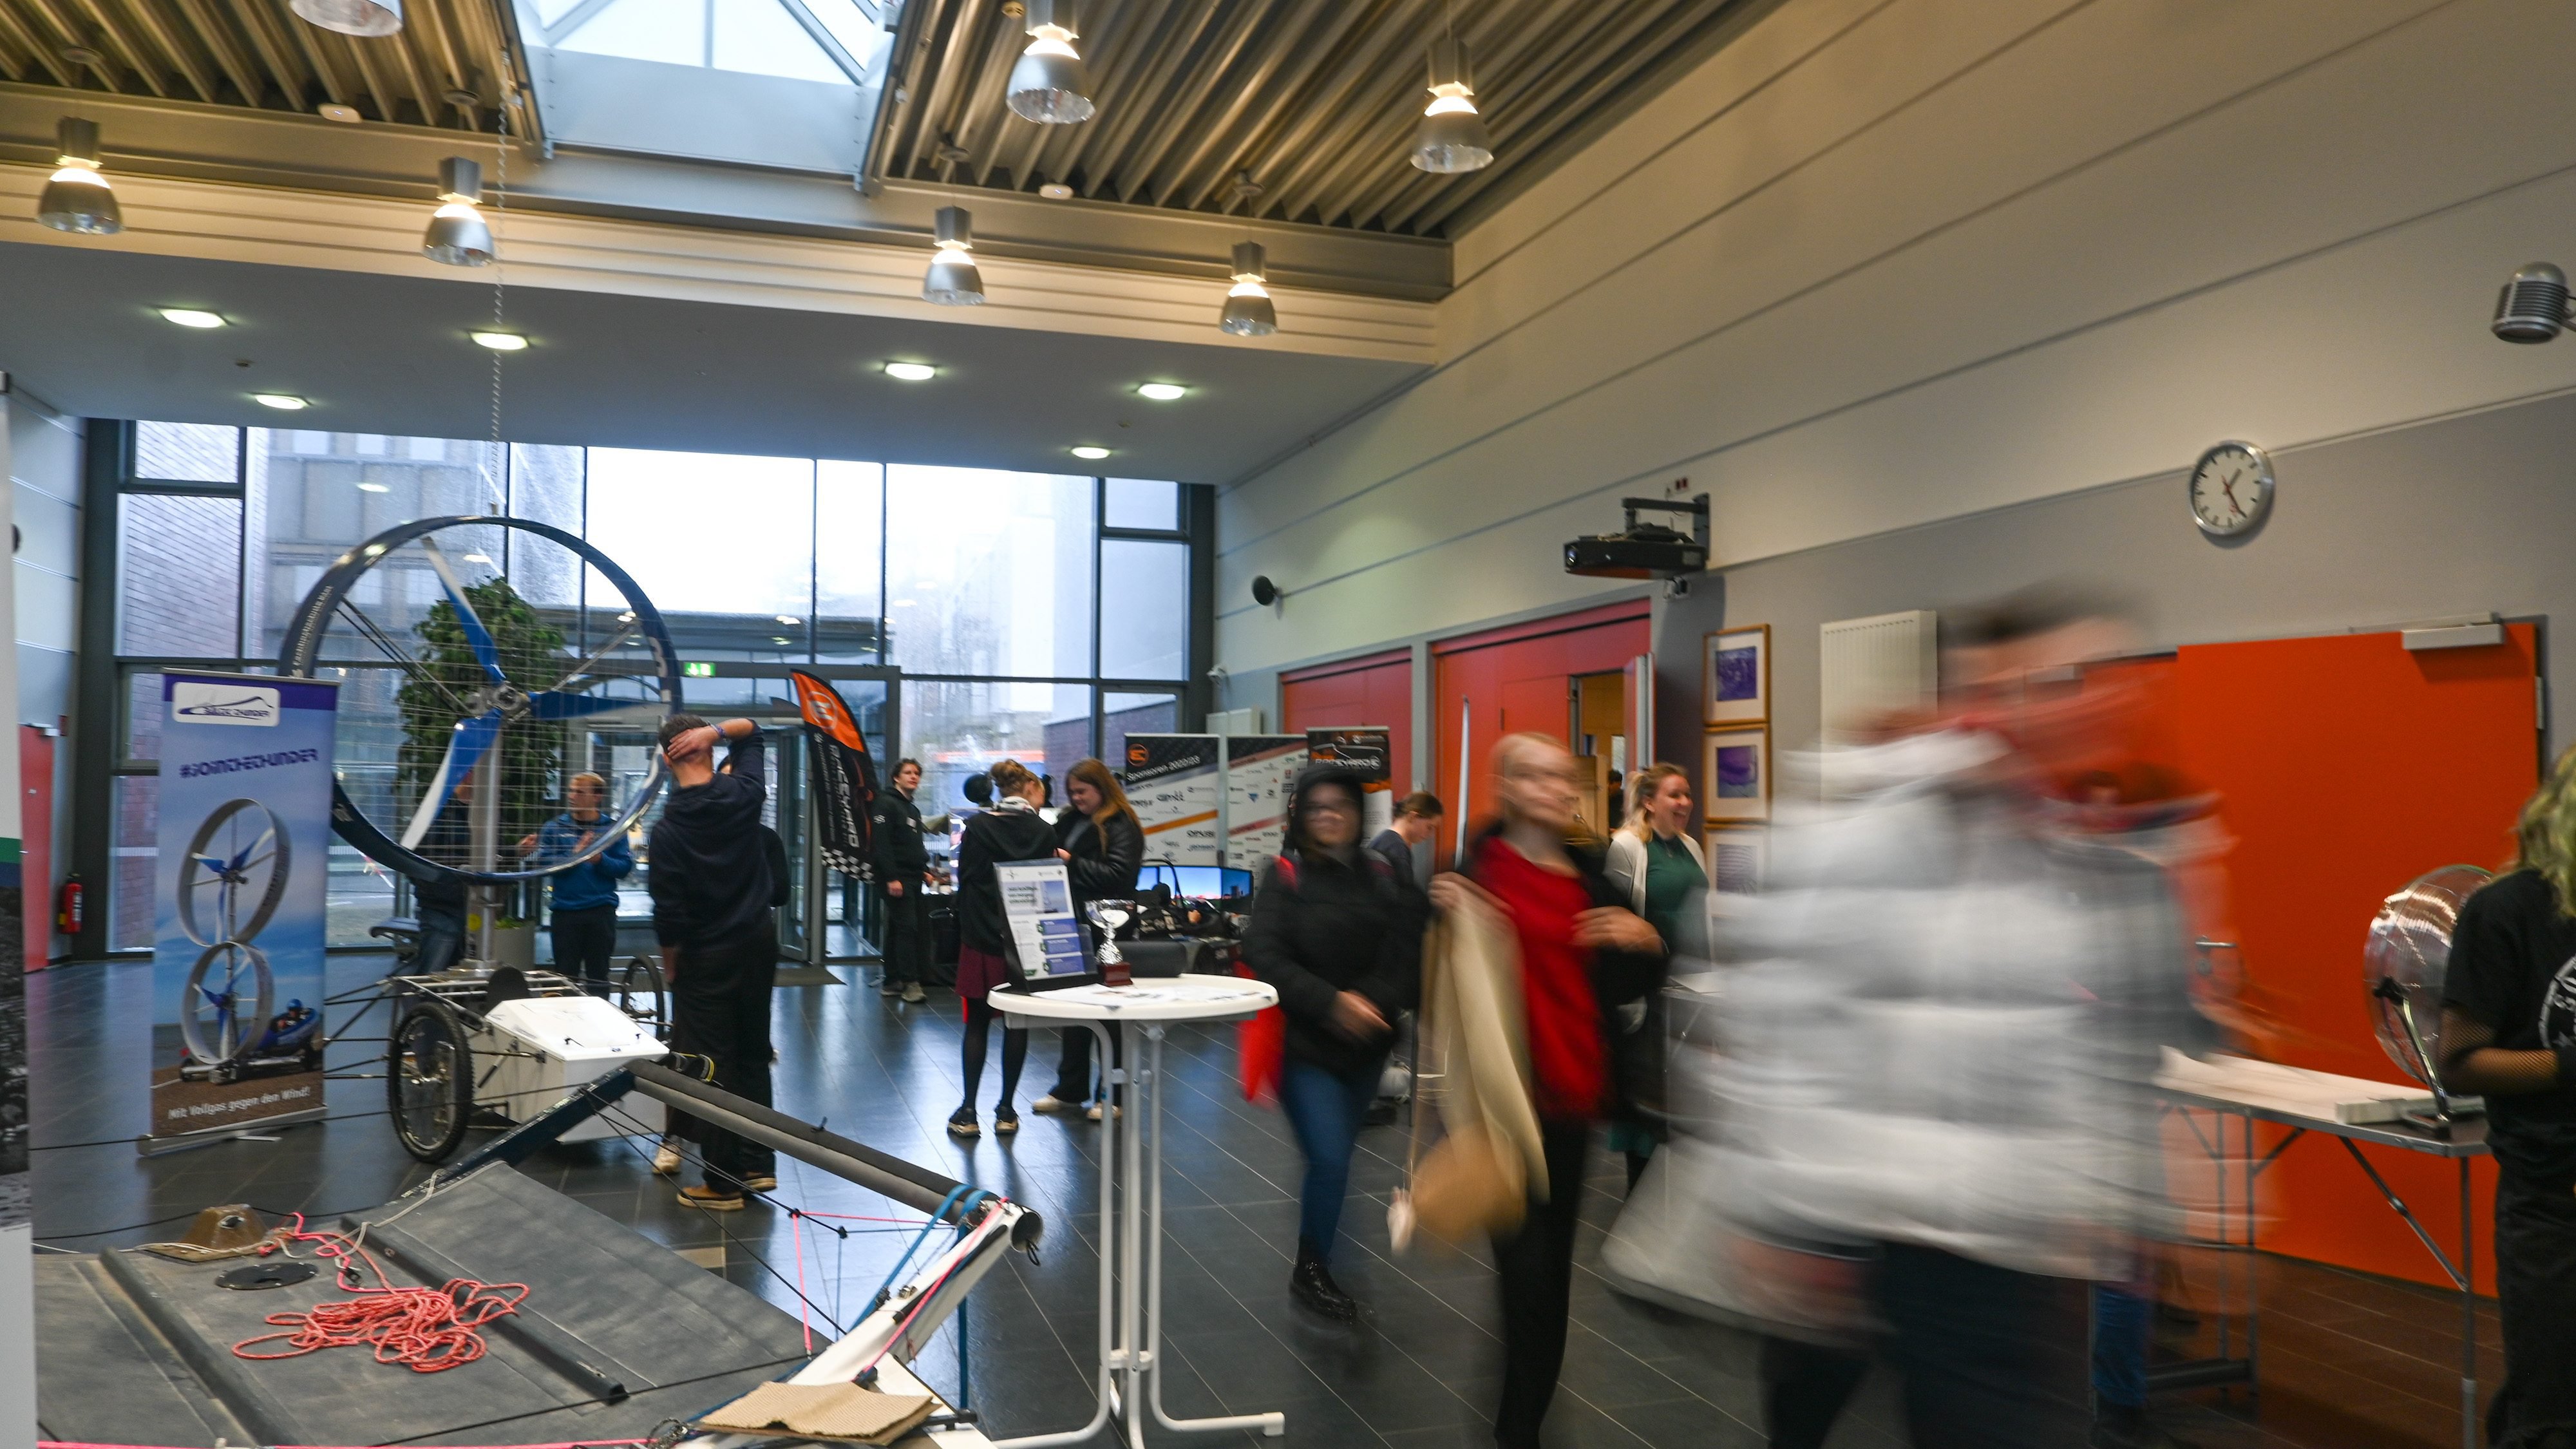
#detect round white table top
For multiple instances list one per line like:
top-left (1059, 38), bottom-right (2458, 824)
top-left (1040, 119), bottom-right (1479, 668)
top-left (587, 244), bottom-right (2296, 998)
top-left (985, 972), bottom-right (1277, 1023)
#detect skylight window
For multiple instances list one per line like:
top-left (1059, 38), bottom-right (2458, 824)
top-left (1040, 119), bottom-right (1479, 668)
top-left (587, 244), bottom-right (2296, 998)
top-left (531, 0), bottom-right (886, 87)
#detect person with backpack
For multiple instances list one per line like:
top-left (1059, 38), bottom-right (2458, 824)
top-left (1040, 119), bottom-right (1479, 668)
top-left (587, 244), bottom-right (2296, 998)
top-left (1244, 760), bottom-right (1427, 1324)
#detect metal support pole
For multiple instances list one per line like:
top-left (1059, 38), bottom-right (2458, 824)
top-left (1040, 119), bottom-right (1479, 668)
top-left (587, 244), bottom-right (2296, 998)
top-left (989, 1020), bottom-right (1117, 1449)
top-left (1119, 1019), bottom-right (1145, 1449)
top-left (2461, 1158), bottom-right (2477, 1449)
top-left (469, 741), bottom-right (502, 963)
top-left (1145, 1023), bottom-right (1284, 1437)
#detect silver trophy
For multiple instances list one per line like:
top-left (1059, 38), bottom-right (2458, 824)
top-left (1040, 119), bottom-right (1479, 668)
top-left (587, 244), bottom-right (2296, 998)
top-left (1085, 898), bottom-right (1134, 971)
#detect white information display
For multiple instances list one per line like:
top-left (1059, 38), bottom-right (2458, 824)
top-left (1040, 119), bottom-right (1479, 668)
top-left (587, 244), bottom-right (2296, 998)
top-left (995, 859), bottom-right (1088, 980)
top-left (1122, 734), bottom-right (1222, 866)
top-left (1225, 735), bottom-right (1309, 866)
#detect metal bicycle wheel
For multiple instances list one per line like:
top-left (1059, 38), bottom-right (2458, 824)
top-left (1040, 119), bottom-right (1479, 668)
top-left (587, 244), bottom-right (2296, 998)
top-left (387, 994), bottom-right (474, 1162)
top-left (180, 940), bottom-right (273, 1066)
top-left (608, 954), bottom-right (667, 1038)
top-left (274, 514), bottom-right (683, 890)
top-left (177, 799), bottom-right (291, 949)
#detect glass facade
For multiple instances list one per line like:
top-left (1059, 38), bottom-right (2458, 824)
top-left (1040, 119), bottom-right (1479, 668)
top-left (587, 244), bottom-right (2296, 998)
top-left (99, 423), bottom-right (1202, 950)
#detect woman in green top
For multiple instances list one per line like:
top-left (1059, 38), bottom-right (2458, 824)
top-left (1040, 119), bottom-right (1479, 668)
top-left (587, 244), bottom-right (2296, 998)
top-left (1602, 762), bottom-right (1707, 1186)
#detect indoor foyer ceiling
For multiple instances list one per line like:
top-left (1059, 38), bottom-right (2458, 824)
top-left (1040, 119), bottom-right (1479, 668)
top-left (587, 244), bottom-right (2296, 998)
top-left (863, 0), bottom-right (1763, 238)
top-left (0, 0), bottom-right (525, 132)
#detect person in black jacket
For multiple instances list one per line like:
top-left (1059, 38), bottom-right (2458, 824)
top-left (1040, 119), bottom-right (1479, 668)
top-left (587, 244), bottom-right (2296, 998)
top-left (1033, 758), bottom-right (1146, 1119)
top-left (650, 712), bottom-right (777, 1210)
top-left (1245, 760), bottom-right (1426, 1325)
top-left (872, 759), bottom-right (931, 1004)
top-left (949, 758), bottom-right (1059, 1139)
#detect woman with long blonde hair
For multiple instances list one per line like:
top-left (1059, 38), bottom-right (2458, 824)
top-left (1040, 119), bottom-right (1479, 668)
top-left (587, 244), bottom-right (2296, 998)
top-left (2440, 744), bottom-right (2576, 1443)
top-left (1600, 761), bottom-right (1702, 1188)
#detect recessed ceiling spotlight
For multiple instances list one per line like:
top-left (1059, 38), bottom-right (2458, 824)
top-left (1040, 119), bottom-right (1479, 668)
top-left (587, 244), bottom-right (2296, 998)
top-left (252, 393), bottom-right (308, 410)
top-left (1137, 382), bottom-right (1187, 401)
top-left (357, 482), bottom-right (389, 493)
top-left (160, 308), bottom-right (227, 328)
top-left (771, 636), bottom-right (792, 645)
top-left (318, 103), bottom-right (363, 123)
top-left (1071, 445), bottom-right (1111, 460)
top-left (885, 361), bottom-right (937, 381)
top-left (470, 330), bottom-right (527, 351)
top-left (1039, 182), bottom-right (1074, 200)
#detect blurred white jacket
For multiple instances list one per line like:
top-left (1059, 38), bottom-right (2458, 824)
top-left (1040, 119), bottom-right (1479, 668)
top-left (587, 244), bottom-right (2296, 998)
top-left (1710, 729), bottom-right (2192, 1280)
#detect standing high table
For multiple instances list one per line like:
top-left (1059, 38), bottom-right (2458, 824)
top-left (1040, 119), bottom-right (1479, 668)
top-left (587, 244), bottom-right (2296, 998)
top-left (987, 974), bottom-right (1286, 1448)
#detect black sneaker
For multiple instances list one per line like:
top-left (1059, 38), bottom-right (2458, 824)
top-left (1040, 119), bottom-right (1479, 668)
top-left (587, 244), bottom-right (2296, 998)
top-left (1289, 1255), bottom-right (1359, 1326)
top-left (994, 1107), bottom-right (1020, 1135)
top-left (947, 1106), bottom-right (980, 1139)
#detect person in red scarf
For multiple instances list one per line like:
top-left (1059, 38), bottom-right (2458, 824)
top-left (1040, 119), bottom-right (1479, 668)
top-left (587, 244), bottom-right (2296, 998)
top-left (1430, 732), bottom-right (1665, 1449)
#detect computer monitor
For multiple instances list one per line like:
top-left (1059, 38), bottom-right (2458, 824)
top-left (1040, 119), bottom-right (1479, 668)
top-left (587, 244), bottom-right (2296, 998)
top-left (1140, 864), bottom-right (1253, 899)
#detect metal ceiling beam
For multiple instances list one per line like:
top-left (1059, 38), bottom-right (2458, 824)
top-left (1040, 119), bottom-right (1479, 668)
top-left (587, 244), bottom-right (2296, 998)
top-left (0, 6), bottom-right (71, 87)
top-left (1112, 0), bottom-right (1274, 206)
top-left (64, 0), bottom-right (172, 99)
top-left (1174, 0), bottom-right (1362, 214)
top-left (1213, 0), bottom-right (1419, 218)
top-left (169, 0), bottom-right (265, 106)
top-left (0, 80), bottom-right (1451, 296)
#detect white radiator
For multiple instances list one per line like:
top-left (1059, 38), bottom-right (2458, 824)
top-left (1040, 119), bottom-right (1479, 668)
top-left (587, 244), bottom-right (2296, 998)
top-left (1819, 609), bottom-right (1938, 739)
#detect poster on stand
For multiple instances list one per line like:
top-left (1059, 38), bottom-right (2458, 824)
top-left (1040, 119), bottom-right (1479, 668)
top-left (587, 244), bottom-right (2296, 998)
top-left (995, 860), bottom-right (1089, 983)
top-left (1124, 734), bottom-right (1221, 866)
top-left (1306, 727), bottom-right (1394, 838)
top-left (147, 670), bottom-right (338, 1151)
top-left (1225, 735), bottom-right (1309, 867)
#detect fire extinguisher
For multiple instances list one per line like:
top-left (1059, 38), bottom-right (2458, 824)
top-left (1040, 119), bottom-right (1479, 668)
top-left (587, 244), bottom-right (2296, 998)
top-left (57, 874), bottom-right (82, 936)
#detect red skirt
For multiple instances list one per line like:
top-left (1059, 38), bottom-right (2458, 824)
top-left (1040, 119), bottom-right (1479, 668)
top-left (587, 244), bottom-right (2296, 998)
top-left (956, 944), bottom-right (1012, 1003)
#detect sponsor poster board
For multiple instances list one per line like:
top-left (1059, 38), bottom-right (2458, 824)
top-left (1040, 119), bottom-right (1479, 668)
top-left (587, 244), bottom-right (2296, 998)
top-left (148, 670), bottom-right (338, 1149)
top-left (1305, 727), bottom-right (1394, 839)
top-left (1123, 734), bottom-right (1220, 866)
top-left (1225, 735), bottom-right (1309, 867)
top-left (995, 860), bottom-right (1088, 981)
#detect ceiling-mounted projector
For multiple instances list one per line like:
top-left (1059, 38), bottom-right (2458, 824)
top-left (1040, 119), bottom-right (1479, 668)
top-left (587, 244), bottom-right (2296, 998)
top-left (1565, 494), bottom-right (1709, 579)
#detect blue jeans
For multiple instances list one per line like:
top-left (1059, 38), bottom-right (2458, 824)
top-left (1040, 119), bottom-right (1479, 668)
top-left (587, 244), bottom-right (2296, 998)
top-left (1279, 1058), bottom-right (1379, 1265)
top-left (413, 898), bottom-right (466, 976)
top-left (2090, 1283), bottom-right (2150, 1410)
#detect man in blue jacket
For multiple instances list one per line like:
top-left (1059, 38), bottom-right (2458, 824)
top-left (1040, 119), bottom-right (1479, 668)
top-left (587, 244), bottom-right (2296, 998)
top-left (516, 771), bottom-right (633, 993)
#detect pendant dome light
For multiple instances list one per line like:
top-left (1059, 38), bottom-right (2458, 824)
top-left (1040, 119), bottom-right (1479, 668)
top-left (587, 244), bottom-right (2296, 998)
top-left (1411, 35), bottom-right (1493, 174)
top-left (1220, 242), bottom-right (1277, 337)
top-left (290, 0), bottom-right (401, 37)
top-left (923, 205), bottom-right (986, 305)
top-left (422, 156), bottom-right (493, 266)
top-left (37, 118), bottom-right (122, 235)
top-left (1007, 0), bottom-right (1094, 124)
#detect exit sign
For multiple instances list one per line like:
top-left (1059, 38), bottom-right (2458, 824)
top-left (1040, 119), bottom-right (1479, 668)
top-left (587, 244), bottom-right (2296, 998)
top-left (683, 661), bottom-right (714, 678)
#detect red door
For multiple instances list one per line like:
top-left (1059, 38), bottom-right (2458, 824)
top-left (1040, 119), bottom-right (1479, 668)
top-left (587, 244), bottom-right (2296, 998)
top-left (1432, 601), bottom-right (1651, 864)
top-left (1281, 649), bottom-right (1414, 790)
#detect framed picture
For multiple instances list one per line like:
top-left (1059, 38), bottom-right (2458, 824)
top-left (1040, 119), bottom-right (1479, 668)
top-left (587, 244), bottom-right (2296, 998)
top-left (1704, 825), bottom-right (1769, 898)
top-left (1704, 625), bottom-right (1770, 725)
top-left (1703, 726), bottom-right (1770, 822)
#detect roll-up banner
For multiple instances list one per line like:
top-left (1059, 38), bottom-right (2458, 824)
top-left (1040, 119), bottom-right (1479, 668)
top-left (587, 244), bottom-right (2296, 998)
top-left (1306, 727), bottom-right (1394, 840)
top-left (146, 670), bottom-right (338, 1153)
top-left (1224, 735), bottom-right (1309, 867)
top-left (789, 670), bottom-right (878, 879)
top-left (1124, 734), bottom-right (1221, 866)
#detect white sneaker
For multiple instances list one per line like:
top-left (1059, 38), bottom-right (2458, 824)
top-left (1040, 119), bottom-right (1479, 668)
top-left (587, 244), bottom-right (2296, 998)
top-left (1031, 1094), bottom-right (1075, 1114)
top-left (651, 1141), bottom-right (681, 1175)
top-left (1085, 1103), bottom-right (1121, 1121)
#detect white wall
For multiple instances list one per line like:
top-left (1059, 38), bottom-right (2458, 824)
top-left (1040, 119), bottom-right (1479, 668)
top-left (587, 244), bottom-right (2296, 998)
top-left (1216, 0), bottom-right (2576, 674)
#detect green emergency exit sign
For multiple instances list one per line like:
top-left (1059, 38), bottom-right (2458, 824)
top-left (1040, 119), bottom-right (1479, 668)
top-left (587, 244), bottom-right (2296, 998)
top-left (683, 661), bottom-right (715, 678)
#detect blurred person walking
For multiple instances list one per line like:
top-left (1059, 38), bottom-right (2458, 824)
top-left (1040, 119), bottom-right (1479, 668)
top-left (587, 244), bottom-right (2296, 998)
top-left (1370, 791), bottom-right (1444, 887)
top-left (2440, 744), bottom-right (2576, 1449)
top-left (1716, 589), bottom-right (2190, 1449)
top-left (871, 758), bottom-right (931, 1003)
top-left (950, 759), bottom-right (1057, 1139)
top-left (516, 772), bottom-right (632, 993)
top-left (650, 714), bottom-right (779, 1209)
top-left (1245, 761), bottom-right (1425, 1324)
top-left (1602, 762), bottom-right (1703, 1188)
top-left (1429, 734), bottom-right (1664, 1449)
top-left (1034, 759), bottom-right (1146, 1119)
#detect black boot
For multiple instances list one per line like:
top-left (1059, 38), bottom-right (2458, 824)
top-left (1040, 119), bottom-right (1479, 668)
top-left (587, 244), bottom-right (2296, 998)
top-left (1289, 1240), bottom-right (1359, 1326)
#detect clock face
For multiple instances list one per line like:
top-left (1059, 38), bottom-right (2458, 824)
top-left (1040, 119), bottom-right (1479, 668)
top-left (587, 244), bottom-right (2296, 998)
top-left (2189, 442), bottom-right (2273, 537)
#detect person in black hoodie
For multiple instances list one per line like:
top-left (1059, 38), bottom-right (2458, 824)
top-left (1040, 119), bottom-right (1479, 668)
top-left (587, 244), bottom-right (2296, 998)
top-left (1244, 760), bottom-right (1426, 1325)
top-left (1033, 757), bottom-right (1146, 1119)
top-left (949, 757), bottom-right (1059, 1139)
top-left (650, 712), bottom-right (776, 1210)
top-left (871, 758), bottom-right (931, 1004)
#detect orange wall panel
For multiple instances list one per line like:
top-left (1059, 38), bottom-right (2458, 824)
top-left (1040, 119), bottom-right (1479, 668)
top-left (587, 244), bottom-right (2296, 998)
top-left (2174, 625), bottom-right (2539, 1289)
top-left (1432, 604), bottom-right (1651, 863)
top-left (1282, 652), bottom-right (1413, 790)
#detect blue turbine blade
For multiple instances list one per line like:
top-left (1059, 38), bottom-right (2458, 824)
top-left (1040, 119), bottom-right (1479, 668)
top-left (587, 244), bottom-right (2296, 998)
top-left (398, 709), bottom-right (502, 851)
top-left (525, 689), bottom-right (636, 721)
top-left (418, 536), bottom-right (506, 684)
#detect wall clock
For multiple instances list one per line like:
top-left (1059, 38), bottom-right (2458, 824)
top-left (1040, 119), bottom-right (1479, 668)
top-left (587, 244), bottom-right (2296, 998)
top-left (2189, 440), bottom-right (2273, 538)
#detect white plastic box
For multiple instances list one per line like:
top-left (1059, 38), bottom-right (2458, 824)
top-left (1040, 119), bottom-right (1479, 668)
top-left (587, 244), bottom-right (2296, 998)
top-left (474, 994), bottom-right (668, 1142)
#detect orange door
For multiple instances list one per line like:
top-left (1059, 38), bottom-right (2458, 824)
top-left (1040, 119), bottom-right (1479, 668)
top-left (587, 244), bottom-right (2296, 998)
top-left (1431, 601), bottom-right (1651, 864)
top-left (1281, 650), bottom-right (1413, 790)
